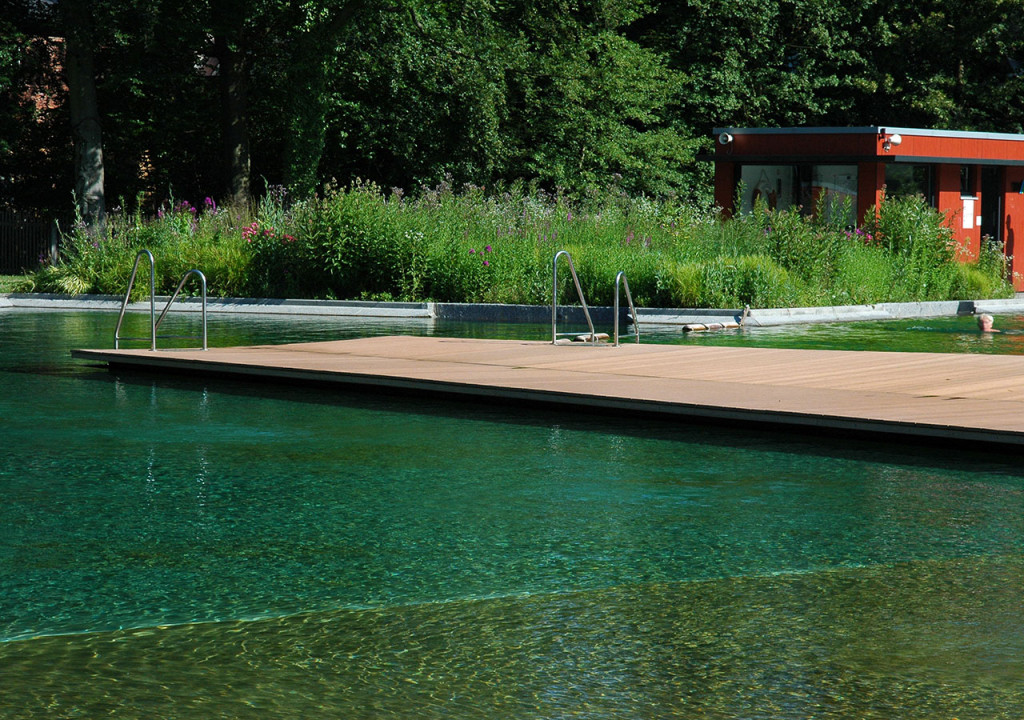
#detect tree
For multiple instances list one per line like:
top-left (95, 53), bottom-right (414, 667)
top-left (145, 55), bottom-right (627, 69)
top-left (854, 0), bottom-right (1024, 131)
top-left (62, 0), bottom-right (105, 224)
top-left (637, 0), bottom-right (871, 133)
top-left (280, 1), bottom-right (364, 197)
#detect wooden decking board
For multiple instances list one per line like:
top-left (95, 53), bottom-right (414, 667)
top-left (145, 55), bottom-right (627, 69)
top-left (71, 336), bottom-right (1024, 446)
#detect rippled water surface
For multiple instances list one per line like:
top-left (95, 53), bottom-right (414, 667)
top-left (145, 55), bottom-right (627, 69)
top-left (3, 309), bottom-right (1024, 718)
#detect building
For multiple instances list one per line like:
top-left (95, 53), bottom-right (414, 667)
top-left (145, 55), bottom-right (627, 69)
top-left (708, 127), bottom-right (1024, 290)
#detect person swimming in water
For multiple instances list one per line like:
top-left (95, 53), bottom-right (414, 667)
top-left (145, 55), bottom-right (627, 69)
top-left (977, 313), bottom-right (999, 332)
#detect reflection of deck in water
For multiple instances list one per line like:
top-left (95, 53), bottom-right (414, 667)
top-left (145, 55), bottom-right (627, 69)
top-left (73, 336), bottom-right (1024, 448)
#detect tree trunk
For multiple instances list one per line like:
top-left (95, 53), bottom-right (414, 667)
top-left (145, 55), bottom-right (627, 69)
top-left (64, 2), bottom-right (105, 226)
top-left (214, 28), bottom-right (251, 205)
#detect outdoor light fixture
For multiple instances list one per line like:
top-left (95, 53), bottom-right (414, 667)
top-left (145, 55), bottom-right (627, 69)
top-left (882, 133), bottom-right (902, 152)
top-left (719, 132), bottom-right (734, 145)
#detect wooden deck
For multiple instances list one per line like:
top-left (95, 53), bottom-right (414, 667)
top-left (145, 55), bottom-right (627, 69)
top-left (72, 336), bottom-right (1024, 447)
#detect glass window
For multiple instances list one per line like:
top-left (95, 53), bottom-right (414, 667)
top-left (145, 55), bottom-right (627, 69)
top-left (739, 165), bottom-right (796, 213)
top-left (960, 165), bottom-right (977, 197)
top-left (811, 165), bottom-right (857, 226)
top-left (885, 165), bottom-right (934, 205)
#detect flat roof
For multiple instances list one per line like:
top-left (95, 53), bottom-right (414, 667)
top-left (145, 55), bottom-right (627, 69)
top-left (712, 126), bottom-right (1024, 143)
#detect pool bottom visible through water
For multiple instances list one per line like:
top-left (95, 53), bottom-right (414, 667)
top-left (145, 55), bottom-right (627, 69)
top-left (2, 309), bottom-right (1024, 719)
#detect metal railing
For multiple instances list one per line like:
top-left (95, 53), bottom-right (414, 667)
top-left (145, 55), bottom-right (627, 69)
top-left (551, 250), bottom-right (597, 344)
top-left (613, 271), bottom-right (640, 346)
top-left (114, 249), bottom-right (207, 351)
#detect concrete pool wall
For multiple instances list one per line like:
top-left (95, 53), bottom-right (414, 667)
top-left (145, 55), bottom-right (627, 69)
top-left (4, 291), bottom-right (1024, 327)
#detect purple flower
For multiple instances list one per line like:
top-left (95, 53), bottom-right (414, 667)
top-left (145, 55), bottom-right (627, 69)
top-left (485, 245), bottom-right (492, 252)
top-left (469, 248), bottom-right (476, 254)
top-left (483, 259), bottom-right (490, 266)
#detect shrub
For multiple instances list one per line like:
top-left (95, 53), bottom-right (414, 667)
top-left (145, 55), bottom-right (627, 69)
top-left (25, 184), bottom-right (1015, 308)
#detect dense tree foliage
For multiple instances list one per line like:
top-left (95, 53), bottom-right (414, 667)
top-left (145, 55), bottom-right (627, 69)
top-left (0, 0), bottom-right (1021, 219)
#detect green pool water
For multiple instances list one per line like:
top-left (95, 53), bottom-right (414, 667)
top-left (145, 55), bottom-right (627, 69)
top-left (3, 309), bottom-right (1024, 719)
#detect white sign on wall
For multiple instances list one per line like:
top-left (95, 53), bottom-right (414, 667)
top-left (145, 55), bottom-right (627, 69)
top-left (962, 197), bottom-right (975, 229)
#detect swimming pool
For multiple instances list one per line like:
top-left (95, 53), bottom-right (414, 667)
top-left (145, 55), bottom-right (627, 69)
top-left (3, 310), bottom-right (1024, 718)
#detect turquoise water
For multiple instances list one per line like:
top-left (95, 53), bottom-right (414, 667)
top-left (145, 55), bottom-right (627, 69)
top-left (3, 310), bottom-right (1024, 718)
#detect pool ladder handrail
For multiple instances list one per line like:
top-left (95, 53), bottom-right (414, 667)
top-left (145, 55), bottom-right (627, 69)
top-left (613, 271), bottom-right (640, 346)
top-left (552, 250), bottom-right (598, 344)
top-left (114, 249), bottom-right (208, 351)
top-left (552, 251), bottom-right (641, 346)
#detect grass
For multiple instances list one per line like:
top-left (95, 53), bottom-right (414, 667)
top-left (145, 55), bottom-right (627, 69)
top-left (0, 275), bottom-right (31, 293)
top-left (23, 184), bottom-right (1016, 308)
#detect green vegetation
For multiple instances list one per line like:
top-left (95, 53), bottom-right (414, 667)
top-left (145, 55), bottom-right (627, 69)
top-left (26, 186), bottom-right (1013, 308)
top-left (2, 1), bottom-right (1022, 216)
top-left (0, 274), bottom-right (30, 293)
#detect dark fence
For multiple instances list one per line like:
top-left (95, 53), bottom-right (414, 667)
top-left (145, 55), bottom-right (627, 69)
top-left (0, 210), bottom-right (62, 274)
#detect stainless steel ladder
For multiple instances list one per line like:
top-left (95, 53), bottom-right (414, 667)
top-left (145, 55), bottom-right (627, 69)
top-left (114, 249), bottom-right (208, 350)
top-left (551, 250), bottom-right (598, 344)
top-left (613, 271), bottom-right (640, 346)
top-left (551, 251), bottom-right (641, 346)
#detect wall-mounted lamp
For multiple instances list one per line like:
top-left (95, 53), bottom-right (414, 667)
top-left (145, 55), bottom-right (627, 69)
top-left (882, 133), bottom-right (902, 152)
top-left (718, 132), bottom-right (734, 146)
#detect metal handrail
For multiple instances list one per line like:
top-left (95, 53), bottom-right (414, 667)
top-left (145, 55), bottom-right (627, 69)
top-left (552, 250), bottom-right (597, 344)
top-left (155, 269), bottom-right (208, 350)
top-left (613, 271), bottom-right (640, 346)
top-left (114, 249), bottom-right (156, 350)
top-left (113, 250), bottom-right (208, 351)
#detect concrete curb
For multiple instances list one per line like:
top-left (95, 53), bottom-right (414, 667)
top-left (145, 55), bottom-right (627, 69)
top-left (5, 292), bottom-right (1024, 327)
top-left (1, 293), bottom-right (434, 318)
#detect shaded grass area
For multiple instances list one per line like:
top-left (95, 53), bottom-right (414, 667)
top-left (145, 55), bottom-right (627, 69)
top-left (0, 275), bottom-right (31, 293)
top-left (23, 184), bottom-right (1015, 308)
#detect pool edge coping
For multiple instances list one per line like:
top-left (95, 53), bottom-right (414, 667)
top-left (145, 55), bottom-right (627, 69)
top-left (7, 292), bottom-right (1024, 327)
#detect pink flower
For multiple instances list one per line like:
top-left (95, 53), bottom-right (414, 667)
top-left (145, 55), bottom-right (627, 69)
top-left (483, 259), bottom-right (490, 266)
top-left (469, 248), bottom-right (476, 254)
top-left (485, 245), bottom-right (492, 252)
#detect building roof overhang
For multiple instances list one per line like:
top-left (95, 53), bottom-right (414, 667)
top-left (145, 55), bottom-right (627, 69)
top-left (701, 126), bottom-right (1024, 166)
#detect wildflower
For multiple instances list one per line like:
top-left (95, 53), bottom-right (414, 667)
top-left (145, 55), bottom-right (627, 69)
top-left (485, 245), bottom-right (492, 252)
top-left (567, 211), bottom-right (573, 222)
top-left (483, 259), bottom-right (490, 266)
top-left (469, 248), bottom-right (476, 254)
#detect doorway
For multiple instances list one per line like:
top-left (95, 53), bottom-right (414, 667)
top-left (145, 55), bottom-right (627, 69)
top-left (981, 166), bottom-right (1003, 243)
